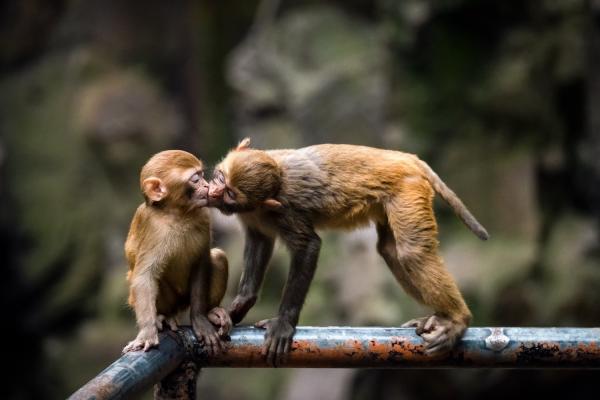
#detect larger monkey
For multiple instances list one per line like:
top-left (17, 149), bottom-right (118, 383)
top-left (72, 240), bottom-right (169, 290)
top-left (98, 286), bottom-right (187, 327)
top-left (208, 139), bottom-right (488, 364)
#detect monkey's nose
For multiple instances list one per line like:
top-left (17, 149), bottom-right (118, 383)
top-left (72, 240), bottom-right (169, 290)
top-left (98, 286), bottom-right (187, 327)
top-left (208, 185), bottom-right (224, 199)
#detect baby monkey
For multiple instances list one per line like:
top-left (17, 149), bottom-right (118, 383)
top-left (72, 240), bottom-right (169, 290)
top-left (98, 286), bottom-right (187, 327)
top-left (208, 139), bottom-right (489, 364)
top-left (123, 150), bottom-right (231, 356)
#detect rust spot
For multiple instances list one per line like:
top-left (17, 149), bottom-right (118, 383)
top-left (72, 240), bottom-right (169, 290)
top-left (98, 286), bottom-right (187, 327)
top-left (516, 342), bottom-right (561, 364)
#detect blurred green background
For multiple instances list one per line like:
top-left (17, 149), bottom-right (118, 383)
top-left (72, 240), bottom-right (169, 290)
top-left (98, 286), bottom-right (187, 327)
top-left (1, 0), bottom-right (599, 399)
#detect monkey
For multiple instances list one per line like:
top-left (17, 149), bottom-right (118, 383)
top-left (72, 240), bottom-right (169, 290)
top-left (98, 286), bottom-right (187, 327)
top-left (206, 138), bottom-right (488, 365)
top-left (122, 150), bottom-right (231, 356)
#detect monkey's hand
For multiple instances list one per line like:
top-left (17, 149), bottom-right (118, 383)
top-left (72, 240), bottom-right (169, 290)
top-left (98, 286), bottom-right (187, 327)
top-left (255, 317), bottom-right (295, 367)
top-left (402, 315), bottom-right (467, 355)
top-left (122, 326), bottom-right (160, 353)
top-left (208, 307), bottom-right (232, 336)
top-left (192, 314), bottom-right (225, 357)
top-left (228, 294), bottom-right (257, 324)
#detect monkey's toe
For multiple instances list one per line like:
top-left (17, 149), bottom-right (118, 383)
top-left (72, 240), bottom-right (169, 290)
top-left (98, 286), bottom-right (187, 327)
top-left (123, 335), bottom-right (159, 353)
top-left (410, 315), bottom-right (466, 355)
top-left (208, 307), bottom-right (232, 336)
top-left (401, 316), bottom-right (434, 334)
top-left (193, 316), bottom-right (226, 357)
top-left (166, 317), bottom-right (179, 331)
top-left (156, 315), bottom-right (166, 331)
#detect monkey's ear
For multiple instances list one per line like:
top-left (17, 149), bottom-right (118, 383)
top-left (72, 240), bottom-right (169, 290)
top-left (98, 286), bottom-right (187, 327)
top-left (262, 198), bottom-right (282, 209)
top-left (143, 177), bottom-right (168, 202)
top-left (236, 137), bottom-right (251, 151)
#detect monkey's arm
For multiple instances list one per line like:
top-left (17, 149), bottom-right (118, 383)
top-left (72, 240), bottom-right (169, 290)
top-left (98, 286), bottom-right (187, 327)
top-left (257, 227), bottom-right (321, 366)
top-left (206, 248), bottom-right (232, 336)
top-left (190, 260), bottom-right (224, 356)
top-left (123, 267), bottom-right (161, 353)
top-left (228, 228), bottom-right (275, 324)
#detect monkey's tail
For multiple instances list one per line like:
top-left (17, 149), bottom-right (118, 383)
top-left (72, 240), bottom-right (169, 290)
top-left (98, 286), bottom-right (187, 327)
top-left (418, 159), bottom-right (489, 241)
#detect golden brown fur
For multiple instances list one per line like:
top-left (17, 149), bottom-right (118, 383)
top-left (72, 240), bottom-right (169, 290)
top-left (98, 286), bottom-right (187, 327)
top-left (208, 140), bottom-right (488, 362)
top-left (123, 150), bottom-right (230, 354)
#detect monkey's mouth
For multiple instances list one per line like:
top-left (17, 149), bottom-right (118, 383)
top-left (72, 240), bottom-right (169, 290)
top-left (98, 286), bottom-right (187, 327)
top-left (206, 195), bottom-right (223, 208)
top-left (192, 187), bottom-right (209, 208)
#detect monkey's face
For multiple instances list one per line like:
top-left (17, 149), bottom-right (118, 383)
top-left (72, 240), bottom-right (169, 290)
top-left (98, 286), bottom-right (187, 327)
top-left (141, 150), bottom-right (210, 212)
top-left (207, 167), bottom-right (248, 215)
top-left (207, 143), bottom-right (282, 215)
top-left (181, 167), bottom-right (210, 209)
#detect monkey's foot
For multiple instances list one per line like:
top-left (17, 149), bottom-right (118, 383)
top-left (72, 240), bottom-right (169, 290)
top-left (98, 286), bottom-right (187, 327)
top-left (208, 306), bottom-right (232, 336)
top-left (402, 315), bottom-right (467, 355)
top-left (122, 327), bottom-right (160, 353)
top-left (192, 314), bottom-right (225, 357)
top-left (156, 314), bottom-right (178, 331)
top-left (255, 317), bottom-right (295, 367)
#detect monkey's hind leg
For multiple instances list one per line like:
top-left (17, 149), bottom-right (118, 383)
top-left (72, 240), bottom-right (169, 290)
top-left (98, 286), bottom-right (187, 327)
top-left (207, 248), bottom-right (232, 336)
top-left (377, 187), bottom-right (472, 355)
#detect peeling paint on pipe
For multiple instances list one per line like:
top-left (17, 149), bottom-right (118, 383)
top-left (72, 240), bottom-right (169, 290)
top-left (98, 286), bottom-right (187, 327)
top-left (69, 331), bottom-right (186, 400)
top-left (70, 326), bottom-right (600, 399)
top-left (200, 327), bottom-right (600, 368)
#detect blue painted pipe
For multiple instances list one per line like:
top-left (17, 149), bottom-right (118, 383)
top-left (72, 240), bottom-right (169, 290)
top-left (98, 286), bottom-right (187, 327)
top-left (70, 326), bottom-right (600, 399)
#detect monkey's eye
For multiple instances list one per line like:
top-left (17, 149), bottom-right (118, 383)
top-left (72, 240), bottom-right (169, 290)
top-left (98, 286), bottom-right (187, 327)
top-left (215, 171), bottom-right (225, 184)
top-left (189, 172), bottom-right (202, 184)
top-left (225, 188), bottom-right (236, 200)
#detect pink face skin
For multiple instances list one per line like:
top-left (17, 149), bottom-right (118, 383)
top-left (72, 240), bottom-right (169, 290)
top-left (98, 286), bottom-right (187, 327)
top-left (185, 168), bottom-right (210, 208)
top-left (207, 169), bottom-right (227, 208)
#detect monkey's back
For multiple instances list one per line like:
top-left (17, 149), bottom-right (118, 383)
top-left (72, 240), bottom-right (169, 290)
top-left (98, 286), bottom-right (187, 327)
top-left (267, 144), bottom-right (431, 230)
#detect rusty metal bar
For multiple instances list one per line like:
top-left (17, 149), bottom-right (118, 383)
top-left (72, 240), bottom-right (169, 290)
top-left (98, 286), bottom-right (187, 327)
top-left (69, 330), bottom-right (187, 400)
top-left (200, 326), bottom-right (600, 368)
top-left (70, 326), bottom-right (600, 399)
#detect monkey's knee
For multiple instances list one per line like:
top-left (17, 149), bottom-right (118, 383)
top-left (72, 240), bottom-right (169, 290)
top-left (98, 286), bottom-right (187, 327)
top-left (376, 239), bottom-right (397, 264)
top-left (210, 247), bottom-right (229, 272)
top-left (394, 242), bottom-right (430, 269)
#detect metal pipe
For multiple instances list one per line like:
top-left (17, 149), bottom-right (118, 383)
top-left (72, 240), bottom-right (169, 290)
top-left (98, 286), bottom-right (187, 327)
top-left (69, 331), bottom-right (186, 400)
top-left (200, 326), bottom-right (600, 368)
top-left (70, 326), bottom-right (600, 399)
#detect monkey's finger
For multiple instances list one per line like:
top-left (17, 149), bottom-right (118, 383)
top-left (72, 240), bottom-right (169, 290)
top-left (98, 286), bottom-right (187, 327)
top-left (266, 339), bottom-right (279, 366)
top-left (402, 318), bottom-right (427, 333)
top-left (255, 319), bottom-right (271, 329)
top-left (124, 340), bottom-right (142, 353)
top-left (204, 335), bottom-right (216, 356)
top-left (401, 319), bottom-right (420, 328)
top-left (275, 339), bottom-right (288, 366)
top-left (212, 335), bottom-right (223, 355)
top-left (156, 315), bottom-right (166, 331)
top-left (221, 314), bottom-right (233, 335)
top-left (423, 334), bottom-right (450, 355)
top-left (423, 315), bottom-right (438, 332)
top-left (167, 318), bottom-right (178, 331)
top-left (208, 312), bottom-right (221, 325)
top-left (421, 330), bottom-right (444, 344)
top-left (425, 339), bottom-right (451, 355)
top-left (209, 337), bottom-right (219, 357)
top-left (210, 333), bottom-right (223, 356)
top-left (262, 337), bottom-right (272, 356)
